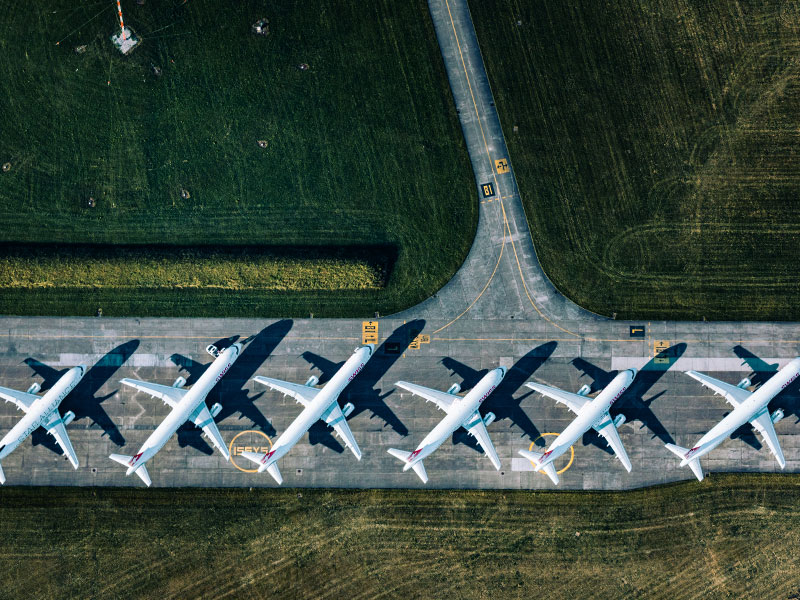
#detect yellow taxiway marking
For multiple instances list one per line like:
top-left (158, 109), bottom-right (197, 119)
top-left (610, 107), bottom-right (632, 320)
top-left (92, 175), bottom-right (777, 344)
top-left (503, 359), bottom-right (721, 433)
top-left (529, 433), bottom-right (574, 475)
top-left (229, 430), bottom-right (273, 473)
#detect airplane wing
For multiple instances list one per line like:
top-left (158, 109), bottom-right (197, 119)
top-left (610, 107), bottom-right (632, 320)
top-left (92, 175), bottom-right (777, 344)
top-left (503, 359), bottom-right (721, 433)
top-left (43, 411), bottom-right (78, 468)
top-left (395, 381), bottom-right (455, 412)
top-left (750, 408), bottom-right (785, 468)
top-left (525, 382), bottom-right (588, 415)
top-left (189, 404), bottom-right (229, 459)
top-left (254, 376), bottom-right (320, 407)
top-left (463, 411), bottom-right (501, 470)
top-left (686, 371), bottom-right (751, 407)
top-left (120, 378), bottom-right (187, 408)
top-left (593, 413), bottom-right (632, 472)
top-left (320, 402), bottom-right (362, 459)
top-left (0, 386), bottom-right (38, 413)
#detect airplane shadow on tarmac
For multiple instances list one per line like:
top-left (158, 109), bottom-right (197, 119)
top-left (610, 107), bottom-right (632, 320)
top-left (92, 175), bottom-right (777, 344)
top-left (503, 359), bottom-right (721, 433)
top-left (442, 341), bottom-right (558, 456)
top-left (28, 339), bottom-right (140, 457)
top-left (300, 320), bottom-right (424, 454)
top-left (169, 320), bottom-right (294, 456)
top-left (722, 345), bottom-right (800, 452)
top-left (571, 343), bottom-right (687, 456)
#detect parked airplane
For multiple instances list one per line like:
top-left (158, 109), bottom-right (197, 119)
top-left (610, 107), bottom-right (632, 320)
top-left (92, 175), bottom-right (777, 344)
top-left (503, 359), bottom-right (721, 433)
top-left (0, 364), bottom-right (86, 483)
top-left (518, 368), bottom-right (637, 484)
top-left (241, 344), bottom-right (374, 484)
top-left (665, 357), bottom-right (800, 481)
top-left (110, 341), bottom-right (242, 486)
top-left (387, 366), bottom-right (506, 483)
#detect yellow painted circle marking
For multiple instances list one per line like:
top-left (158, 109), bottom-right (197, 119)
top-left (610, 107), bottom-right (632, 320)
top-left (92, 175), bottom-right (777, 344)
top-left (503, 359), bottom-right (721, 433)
top-left (228, 430), bottom-right (273, 473)
top-left (529, 433), bottom-right (574, 475)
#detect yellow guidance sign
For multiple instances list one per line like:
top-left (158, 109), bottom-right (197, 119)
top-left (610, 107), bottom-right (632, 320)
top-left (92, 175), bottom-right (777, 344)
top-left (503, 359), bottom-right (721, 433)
top-left (362, 321), bottom-right (378, 345)
top-left (494, 158), bottom-right (510, 174)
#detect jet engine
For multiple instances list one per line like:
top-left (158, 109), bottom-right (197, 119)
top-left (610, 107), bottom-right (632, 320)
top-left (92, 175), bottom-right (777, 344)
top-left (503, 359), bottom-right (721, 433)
top-left (342, 402), bottom-right (355, 418)
top-left (209, 403), bottom-right (222, 419)
top-left (737, 377), bottom-right (752, 389)
top-left (172, 376), bottom-right (187, 389)
top-left (577, 384), bottom-right (591, 396)
top-left (305, 375), bottom-right (319, 387)
top-left (771, 408), bottom-right (785, 424)
top-left (613, 414), bottom-right (626, 428)
top-left (206, 344), bottom-right (220, 358)
top-left (26, 382), bottom-right (41, 395)
top-left (63, 411), bottom-right (76, 426)
top-left (483, 412), bottom-right (496, 427)
top-left (447, 383), bottom-right (461, 395)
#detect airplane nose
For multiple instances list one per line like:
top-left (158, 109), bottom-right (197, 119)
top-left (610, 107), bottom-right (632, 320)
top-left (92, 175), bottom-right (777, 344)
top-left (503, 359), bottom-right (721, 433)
top-left (497, 366), bottom-right (507, 377)
top-left (628, 368), bottom-right (638, 377)
top-left (77, 365), bottom-right (87, 375)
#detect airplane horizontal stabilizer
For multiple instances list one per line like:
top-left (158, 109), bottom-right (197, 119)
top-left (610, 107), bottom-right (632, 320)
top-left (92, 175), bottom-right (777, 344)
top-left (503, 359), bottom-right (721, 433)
top-left (109, 453), bottom-right (133, 467)
top-left (664, 443), bottom-right (689, 460)
top-left (266, 462), bottom-right (283, 485)
top-left (240, 451), bottom-right (266, 467)
top-left (687, 459), bottom-right (704, 482)
top-left (518, 449), bottom-right (559, 485)
top-left (411, 460), bottom-right (428, 484)
top-left (387, 448), bottom-right (412, 462)
top-left (0, 462), bottom-right (5, 485)
top-left (135, 464), bottom-right (152, 487)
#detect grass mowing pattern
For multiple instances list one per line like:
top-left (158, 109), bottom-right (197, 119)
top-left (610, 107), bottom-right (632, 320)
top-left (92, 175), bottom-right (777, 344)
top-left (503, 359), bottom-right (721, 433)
top-left (0, 244), bottom-right (390, 291)
top-left (470, 1), bottom-right (800, 320)
top-left (0, 0), bottom-right (475, 317)
top-left (1, 475), bottom-right (799, 599)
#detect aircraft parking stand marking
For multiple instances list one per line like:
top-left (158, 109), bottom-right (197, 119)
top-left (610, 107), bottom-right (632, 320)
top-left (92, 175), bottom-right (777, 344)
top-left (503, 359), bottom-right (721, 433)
top-left (228, 430), bottom-right (273, 473)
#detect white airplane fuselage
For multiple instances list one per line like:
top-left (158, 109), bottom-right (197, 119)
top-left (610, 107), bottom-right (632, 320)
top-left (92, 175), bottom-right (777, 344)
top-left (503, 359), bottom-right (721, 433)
top-left (538, 369), bottom-right (635, 469)
top-left (257, 344), bottom-right (373, 469)
top-left (405, 367), bottom-right (505, 470)
top-left (0, 365), bottom-right (85, 461)
top-left (124, 343), bottom-right (242, 475)
top-left (681, 357), bottom-right (800, 466)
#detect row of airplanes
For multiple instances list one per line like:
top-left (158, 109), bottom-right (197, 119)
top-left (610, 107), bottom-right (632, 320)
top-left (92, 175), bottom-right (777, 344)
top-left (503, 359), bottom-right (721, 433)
top-left (0, 339), bottom-right (798, 486)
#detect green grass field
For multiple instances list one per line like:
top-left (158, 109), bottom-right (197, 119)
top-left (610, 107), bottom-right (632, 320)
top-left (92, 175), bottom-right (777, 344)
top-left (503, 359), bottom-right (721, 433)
top-left (0, 0), bottom-right (476, 317)
top-left (1, 476), bottom-right (799, 599)
top-left (471, 0), bottom-right (800, 320)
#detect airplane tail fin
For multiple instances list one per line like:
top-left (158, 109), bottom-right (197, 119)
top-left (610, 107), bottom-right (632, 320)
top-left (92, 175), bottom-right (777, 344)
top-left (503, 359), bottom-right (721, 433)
top-left (0, 462), bottom-right (5, 485)
top-left (665, 444), bottom-right (704, 481)
top-left (518, 449), bottom-right (559, 485)
top-left (387, 448), bottom-right (428, 483)
top-left (240, 451), bottom-right (283, 484)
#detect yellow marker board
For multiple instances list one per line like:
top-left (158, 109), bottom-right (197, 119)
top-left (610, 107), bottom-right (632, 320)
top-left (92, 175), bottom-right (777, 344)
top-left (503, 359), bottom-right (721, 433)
top-left (362, 321), bottom-right (378, 345)
top-left (494, 158), bottom-right (510, 174)
top-left (654, 340), bottom-right (671, 364)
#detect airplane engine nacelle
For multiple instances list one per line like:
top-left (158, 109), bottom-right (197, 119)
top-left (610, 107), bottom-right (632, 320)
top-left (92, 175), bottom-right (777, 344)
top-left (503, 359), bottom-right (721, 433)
top-left (172, 376), bottom-right (187, 389)
top-left (305, 375), bottom-right (319, 387)
top-left (737, 377), bottom-right (752, 389)
top-left (447, 383), bottom-right (461, 395)
top-left (613, 414), bottom-right (626, 428)
top-left (342, 402), bottom-right (355, 419)
top-left (577, 384), bottom-right (591, 397)
top-left (483, 412), bottom-right (496, 427)
top-left (62, 411), bottom-right (75, 426)
top-left (206, 344), bottom-right (220, 358)
top-left (771, 408), bottom-right (785, 424)
top-left (26, 382), bottom-right (41, 395)
top-left (209, 403), bottom-right (222, 419)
